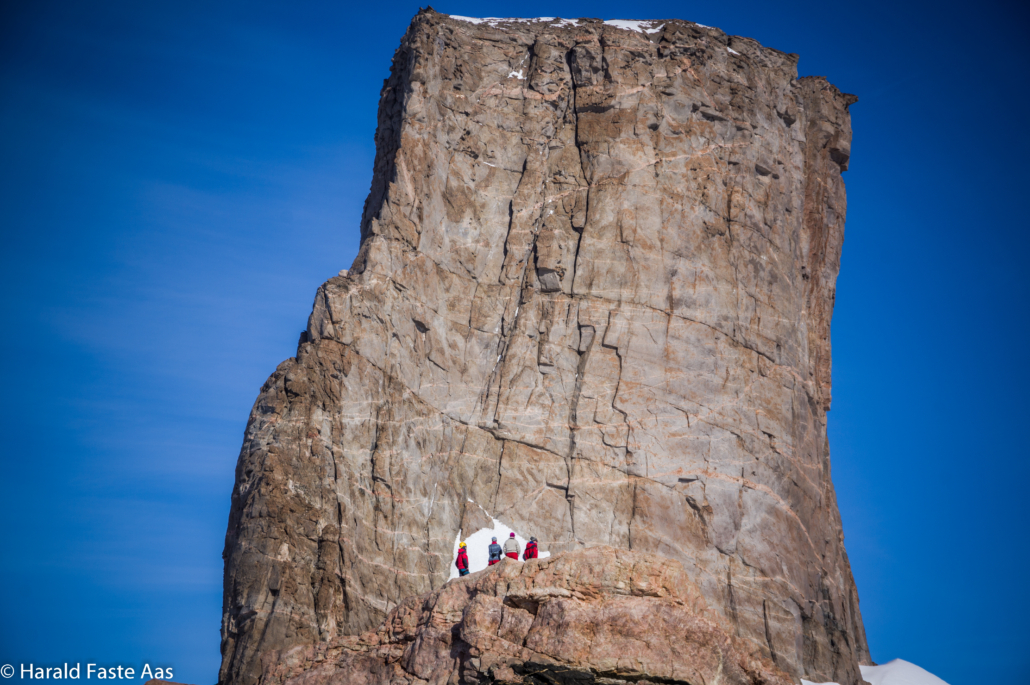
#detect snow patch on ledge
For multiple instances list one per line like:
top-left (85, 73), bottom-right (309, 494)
top-left (603, 19), bottom-right (665, 34)
top-left (449, 501), bottom-right (550, 579)
top-left (802, 659), bottom-right (950, 685)
top-left (508, 69), bottom-right (525, 80)
top-left (727, 47), bottom-right (741, 55)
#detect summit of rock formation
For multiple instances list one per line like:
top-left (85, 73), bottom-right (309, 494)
top-left (221, 10), bottom-right (867, 685)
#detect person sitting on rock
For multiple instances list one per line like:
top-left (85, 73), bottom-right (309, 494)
top-left (523, 536), bottom-right (538, 561)
top-left (503, 532), bottom-right (520, 560)
top-left (455, 541), bottom-right (470, 576)
top-left (487, 537), bottom-right (502, 565)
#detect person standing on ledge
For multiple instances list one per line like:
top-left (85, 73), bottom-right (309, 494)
top-left (487, 537), bottom-right (502, 565)
top-left (455, 541), bottom-right (469, 576)
top-left (523, 536), bottom-right (538, 561)
top-left (503, 532), bottom-right (520, 560)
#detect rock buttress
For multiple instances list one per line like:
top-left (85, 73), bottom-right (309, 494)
top-left (258, 548), bottom-right (798, 685)
top-left (220, 10), bottom-right (869, 685)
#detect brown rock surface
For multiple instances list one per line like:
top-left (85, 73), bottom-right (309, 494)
top-left (220, 10), bottom-right (868, 685)
top-left (258, 547), bottom-right (794, 685)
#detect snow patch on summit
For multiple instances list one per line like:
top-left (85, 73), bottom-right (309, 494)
top-left (601, 19), bottom-right (667, 34)
top-left (448, 15), bottom-right (670, 35)
top-left (603, 19), bottom-right (665, 34)
top-left (449, 16), bottom-right (581, 28)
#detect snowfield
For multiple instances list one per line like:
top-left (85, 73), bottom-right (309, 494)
top-left (802, 659), bottom-right (949, 685)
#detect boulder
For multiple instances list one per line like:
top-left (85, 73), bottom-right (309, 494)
top-left (259, 548), bottom-right (795, 685)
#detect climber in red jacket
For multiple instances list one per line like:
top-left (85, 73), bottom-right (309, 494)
top-left (455, 541), bottom-right (470, 576)
top-left (523, 536), bottom-right (538, 561)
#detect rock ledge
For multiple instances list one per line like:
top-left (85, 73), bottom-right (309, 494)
top-left (260, 547), bottom-right (794, 685)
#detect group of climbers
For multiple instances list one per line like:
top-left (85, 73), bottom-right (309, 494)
top-left (454, 533), bottom-right (539, 577)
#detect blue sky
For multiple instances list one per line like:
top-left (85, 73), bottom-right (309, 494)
top-left (1, 1), bottom-right (1027, 683)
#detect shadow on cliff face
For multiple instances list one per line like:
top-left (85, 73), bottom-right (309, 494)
top-left (510, 662), bottom-right (686, 684)
top-left (511, 663), bottom-right (614, 684)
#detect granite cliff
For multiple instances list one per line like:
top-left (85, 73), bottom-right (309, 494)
top-left (220, 10), bottom-right (867, 685)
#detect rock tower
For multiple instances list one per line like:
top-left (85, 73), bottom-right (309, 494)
top-left (220, 10), bottom-right (868, 685)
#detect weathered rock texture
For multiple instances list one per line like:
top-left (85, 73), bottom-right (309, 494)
top-left (221, 10), bottom-right (867, 685)
top-left (258, 548), bottom-right (795, 685)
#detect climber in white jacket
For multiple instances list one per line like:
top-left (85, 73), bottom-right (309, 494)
top-left (502, 532), bottom-right (521, 560)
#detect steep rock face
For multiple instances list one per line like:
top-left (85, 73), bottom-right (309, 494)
top-left (257, 548), bottom-right (795, 685)
top-left (220, 11), bottom-right (867, 685)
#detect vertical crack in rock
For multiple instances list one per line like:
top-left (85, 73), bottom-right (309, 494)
top-left (565, 321), bottom-right (595, 542)
top-left (219, 11), bottom-right (868, 685)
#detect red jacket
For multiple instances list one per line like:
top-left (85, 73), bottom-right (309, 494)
top-left (523, 541), bottom-right (538, 560)
top-left (455, 548), bottom-right (469, 570)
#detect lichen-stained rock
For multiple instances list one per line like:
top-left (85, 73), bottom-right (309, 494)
top-left (258, 548), bottom-right (795, 685)
top-left (220, 10), bottom-right (868, 685)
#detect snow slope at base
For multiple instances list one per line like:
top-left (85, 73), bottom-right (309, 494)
top-left (801, 659), bottom-right (949, 685)
top-left (448, 502), bottom-right (550, 579)
top-left (860, 660), bottom-right (950, 685)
